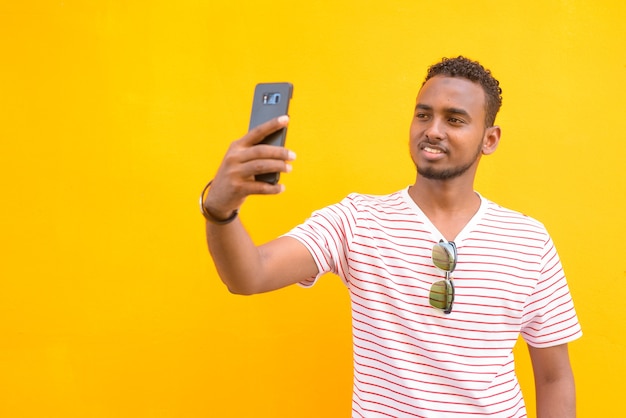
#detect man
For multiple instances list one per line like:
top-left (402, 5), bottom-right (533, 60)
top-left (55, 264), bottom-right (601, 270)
top-left (201, 56), bottom-right (582, 417)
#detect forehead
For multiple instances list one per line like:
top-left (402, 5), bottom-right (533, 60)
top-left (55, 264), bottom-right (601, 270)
top-left (417, 76), bottom-right (486, 116)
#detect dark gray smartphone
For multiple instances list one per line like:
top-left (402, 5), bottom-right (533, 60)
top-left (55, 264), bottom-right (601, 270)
top-left (249, 82), bottom-right (293, 184)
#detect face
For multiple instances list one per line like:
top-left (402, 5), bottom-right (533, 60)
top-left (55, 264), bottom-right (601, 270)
top-left (409, 76), bottom-right (500, 181)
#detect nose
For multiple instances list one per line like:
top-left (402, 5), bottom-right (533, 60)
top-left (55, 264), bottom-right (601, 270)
top-left (424, 118), bottom-right (445, 141)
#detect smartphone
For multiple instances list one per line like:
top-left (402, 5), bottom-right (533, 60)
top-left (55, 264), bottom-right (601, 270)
top-left (249, 82), bottom-right (293, 184)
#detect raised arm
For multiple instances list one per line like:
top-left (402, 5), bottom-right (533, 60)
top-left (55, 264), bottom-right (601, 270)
top-left (528, 343), bottom-right (576, 418)
top-left (202, 116), bottom-right (318, 295)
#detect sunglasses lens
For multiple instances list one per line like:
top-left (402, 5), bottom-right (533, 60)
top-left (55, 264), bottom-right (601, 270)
top-left (432, 244), bottom-right (456, 271)
top-left (429, 280), bottom-right (453, 310)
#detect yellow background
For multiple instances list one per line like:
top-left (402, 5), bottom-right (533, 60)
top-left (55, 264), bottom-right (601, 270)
top-left (1, 1), bottom-right (624, 417)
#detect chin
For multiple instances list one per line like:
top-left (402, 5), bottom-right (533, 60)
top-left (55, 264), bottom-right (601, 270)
top-left (418, 166), bottom-right (466, 181)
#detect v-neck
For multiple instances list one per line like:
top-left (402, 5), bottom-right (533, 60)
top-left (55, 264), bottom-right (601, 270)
top-left (401, 186), bottom-right (487, 246)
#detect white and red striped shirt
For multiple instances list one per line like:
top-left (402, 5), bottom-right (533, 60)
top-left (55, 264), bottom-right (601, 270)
top-left (286, 188), bottom-right (582, 417)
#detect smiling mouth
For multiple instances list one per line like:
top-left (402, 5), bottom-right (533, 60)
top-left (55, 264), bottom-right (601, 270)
top-left (420, 143), bottom-right (446, 154)
top-left (424, 146), bottom-right (444, 154)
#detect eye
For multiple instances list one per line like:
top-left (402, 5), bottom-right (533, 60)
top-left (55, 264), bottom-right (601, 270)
top-left (415, 112), bottom-right (430, 120)
top-left (448, 117), bottom-right (465, 124)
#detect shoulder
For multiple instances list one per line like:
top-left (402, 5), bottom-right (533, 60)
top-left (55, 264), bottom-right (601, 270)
top-left (481, 197), bottom-right (549, 234)
top-left (341, 189), bottom-right (408, 210)
top-left (307, 189), bottom-right (414, 229)
top-left (331, 189), bottom-right (416, 223)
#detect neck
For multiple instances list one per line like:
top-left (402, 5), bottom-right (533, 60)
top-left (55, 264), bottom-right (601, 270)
top-left (410, 175), bottom-right (478, 212)
top-left (408, 176), bottom-right (481, 241)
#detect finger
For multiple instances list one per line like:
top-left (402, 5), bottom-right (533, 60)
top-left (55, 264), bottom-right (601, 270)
top-left (240, 115), bottom-right (289, 146)
top-left (239, 158), bottom-right (293, 179)
top-left (246, 182), bottom-right (286, 196)
top-left (239, 143), bottom-right (296, 164)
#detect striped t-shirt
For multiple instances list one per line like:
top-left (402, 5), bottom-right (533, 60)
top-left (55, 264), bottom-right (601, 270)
top-left (285, 188), bottom-right (582, 417)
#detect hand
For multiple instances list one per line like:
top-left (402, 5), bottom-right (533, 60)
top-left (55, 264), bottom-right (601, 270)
top-left (203, 115), bottom-right (295, 220)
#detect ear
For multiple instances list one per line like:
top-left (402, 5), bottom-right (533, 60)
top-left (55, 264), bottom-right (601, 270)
top-left (482, 125), bottom-right (501, 155)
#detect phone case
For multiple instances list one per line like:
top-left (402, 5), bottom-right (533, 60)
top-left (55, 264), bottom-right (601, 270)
top-left (249, 82), bottom-right (293, 184)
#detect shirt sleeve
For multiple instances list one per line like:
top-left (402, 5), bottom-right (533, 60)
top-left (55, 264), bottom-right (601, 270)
top-left (520, 235), bottom-right (583, 347)
top-left (283, 196), bottom-right (358, 287)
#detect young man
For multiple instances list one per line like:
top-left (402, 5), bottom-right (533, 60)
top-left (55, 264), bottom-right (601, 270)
top-left (201, 56), bottom-right (582, 417)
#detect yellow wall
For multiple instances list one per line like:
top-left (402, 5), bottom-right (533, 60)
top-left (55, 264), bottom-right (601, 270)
top-left (1, 1), bottom-right (624, 417)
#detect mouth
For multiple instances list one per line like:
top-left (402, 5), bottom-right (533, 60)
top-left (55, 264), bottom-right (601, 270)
top-left (419, 142), bottom-right (447, 156)
top-left (423, 145), bottom-right (444, 154)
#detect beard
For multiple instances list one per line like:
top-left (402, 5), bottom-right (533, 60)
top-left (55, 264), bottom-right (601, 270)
top-left (417, 139), bottom-right (483, 181)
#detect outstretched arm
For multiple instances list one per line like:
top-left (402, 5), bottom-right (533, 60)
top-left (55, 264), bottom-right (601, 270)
top-left (528, 343), bottom-right (576, 418)
top-left (203, 116), bottom-right (318, 294)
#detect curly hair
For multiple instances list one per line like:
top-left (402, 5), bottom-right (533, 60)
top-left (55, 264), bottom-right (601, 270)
top-left (423, 56), bottom-right (503, 127)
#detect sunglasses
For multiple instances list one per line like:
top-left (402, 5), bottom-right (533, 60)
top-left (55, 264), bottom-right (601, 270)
top-left (429, 240), bottom-right (457, 314)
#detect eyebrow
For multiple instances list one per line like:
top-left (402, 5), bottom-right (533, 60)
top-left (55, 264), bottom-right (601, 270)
top-left (415, 103), bottom-right (472, 119)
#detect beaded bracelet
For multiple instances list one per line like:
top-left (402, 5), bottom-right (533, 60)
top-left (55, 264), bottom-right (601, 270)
top-left (198, 180), bottom-right (239, 224)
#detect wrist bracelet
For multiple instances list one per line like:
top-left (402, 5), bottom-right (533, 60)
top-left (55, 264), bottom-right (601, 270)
top-left (199, 180), bottom-right (239, 224)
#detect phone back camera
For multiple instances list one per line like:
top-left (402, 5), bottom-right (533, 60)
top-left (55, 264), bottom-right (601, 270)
top-left (262, 92), bottom-right (281, 105)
